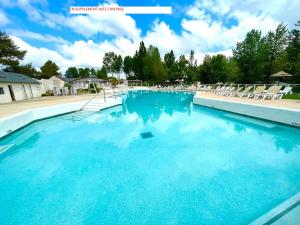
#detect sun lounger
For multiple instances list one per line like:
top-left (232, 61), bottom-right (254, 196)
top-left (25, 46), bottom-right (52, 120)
top-left (239, 86), bottom-right (253, 97)
top-left (272, 86), bottom-right (293, 99)
top-left (254, 86), bottom-right (282, 100)
top-left (228, 87), bottom-right (243, 96)
top-left (217, 86), bottom-right (230, 95)
top-left (220, 87), bottom-right (236, 96)
top-left (248, 86), bottom-right (266, 98)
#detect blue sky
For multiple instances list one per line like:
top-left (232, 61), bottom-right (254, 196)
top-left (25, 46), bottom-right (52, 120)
top-left (0, 0), bottom-right (299, 72)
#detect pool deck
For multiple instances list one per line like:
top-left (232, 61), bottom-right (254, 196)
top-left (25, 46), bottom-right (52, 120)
top-left (0, 94), bottom-right (98, 119)
top-left (193, 91), bottom-right (300, 127)
top-left (194, 91), bottom-right (300, 110)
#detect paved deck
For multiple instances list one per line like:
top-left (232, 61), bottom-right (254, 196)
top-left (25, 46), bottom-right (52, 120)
top-left (195, 91), bottom-right (300, 110)
top-left (0, 94), bottom-right (99, 119)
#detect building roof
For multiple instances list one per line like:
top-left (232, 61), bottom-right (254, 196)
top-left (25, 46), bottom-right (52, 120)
top-left (0, 71), bottom-right (40, 84)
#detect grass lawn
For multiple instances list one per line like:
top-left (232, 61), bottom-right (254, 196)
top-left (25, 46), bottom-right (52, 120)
top-left (282, 93), bottom-right (300, 100)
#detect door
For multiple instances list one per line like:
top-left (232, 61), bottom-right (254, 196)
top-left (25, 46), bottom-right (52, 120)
top-left (23, 85), bottom-right (28, 98)
top-left (8, 85), bottom-right (16, 101)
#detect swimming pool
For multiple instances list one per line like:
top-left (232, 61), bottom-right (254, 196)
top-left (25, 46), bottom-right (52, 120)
top-left (0, 90), bottom-right (299, 225)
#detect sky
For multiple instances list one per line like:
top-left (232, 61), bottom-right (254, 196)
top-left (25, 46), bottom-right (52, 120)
top-left (0, 0), bottom-right (300, 73)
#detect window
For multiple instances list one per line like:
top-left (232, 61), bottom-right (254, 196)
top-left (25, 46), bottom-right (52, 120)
top-left (0, 87), bottom-right (4, 95)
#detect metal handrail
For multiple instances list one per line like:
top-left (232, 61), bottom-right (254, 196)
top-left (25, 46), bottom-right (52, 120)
top-left (79, 88), bottom-right (106, 111)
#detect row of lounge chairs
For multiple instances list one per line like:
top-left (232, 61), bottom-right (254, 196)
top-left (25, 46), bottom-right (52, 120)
top-left (200, 85), bottom-right (293, 100)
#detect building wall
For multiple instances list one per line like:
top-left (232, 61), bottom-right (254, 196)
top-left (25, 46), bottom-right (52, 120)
top-left (0, 84), bottom-right (12, 103)
top-left (0, 83), bottom-right (42, 104)
top-left (40, 77), bottom-right (65, 94)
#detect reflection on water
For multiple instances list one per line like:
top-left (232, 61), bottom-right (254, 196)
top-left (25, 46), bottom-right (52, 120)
top-left (120, 90), bottom-right (194, 123)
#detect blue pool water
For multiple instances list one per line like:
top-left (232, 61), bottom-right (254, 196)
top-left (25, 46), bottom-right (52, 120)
top-left (0, 91), bottom-right (300, 225)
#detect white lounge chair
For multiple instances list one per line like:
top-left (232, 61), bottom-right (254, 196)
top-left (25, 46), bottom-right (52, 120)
top-left (239, 86), bottom-right (253, 97)
top-left (248, 86), bottom-right (266, 98)
top-left (220, 87), bottom-right (236, 96)
top-left (228, 87), bottom-right (243, 96)
top-left (272, 86), bottom-right (293, 99)
top-left (254, 86), bottom-right (282, 100)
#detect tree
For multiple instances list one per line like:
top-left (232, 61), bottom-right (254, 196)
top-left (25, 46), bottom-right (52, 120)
top-left (4, 63), bottom-right (39, 78)
top-left (40, 60), bottom-right (59, 79)
top-left (143, 46), bottom-right (167, 83)
top-left (102, 52), bottom-right (118, 77)
top-left (210, 54), bottom-right (228, 83)
top-left (286, 20), bottom-right (300, 82)
top-left (164, 50), bottom-right (177, 81)
top-left (78, 68), bottom-right (90, 78)
top-left (264, 23), bottom-right (288, 77)
top-left (177, 55), bottom-right (189, 81)
top-left (226, 58), bottom-right (240, 82)
top-left (123, 56), bottom-right (134, 79)
top-left (96, 67), bottom-right (108, 79)
top-left (132, 41), bottom-right (147, 80)
top-left (17, 63), bottom-right (39, 78)
top-left (186, 50), bottom-right (198, 83)
top-left (114, 55), bottom-right (123, 79)
top-left (233, 29), bottom-right (266, 83)
top-left (0, 31), bottom-right (26, 69)
top-left (90, 68), bottom-right (96, 76)
top-left (65, 67), bottom-right (79, 78)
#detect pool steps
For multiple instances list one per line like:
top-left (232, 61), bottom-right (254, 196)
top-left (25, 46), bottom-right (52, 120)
top-left (0, 97), bottom-right (122, 139)
top-left (81, 96), bottom-right (122, 111)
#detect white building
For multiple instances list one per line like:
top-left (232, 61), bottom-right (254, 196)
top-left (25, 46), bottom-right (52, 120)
top-left (40, 76), bottom-right (65, 94)
top-left (70, 76), bottom-right (108, 90)
top-left (0, 71), bottom-right (42, 104)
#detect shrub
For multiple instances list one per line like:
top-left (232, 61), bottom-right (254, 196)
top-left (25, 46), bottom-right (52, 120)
top-left (42, 90), bottom-right (54, 96)
top-left (292, 86), bottom-right (300, 93)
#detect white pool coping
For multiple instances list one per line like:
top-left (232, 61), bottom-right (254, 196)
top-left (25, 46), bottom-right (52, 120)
top-left (0, 98), bottom-right (122, 139)
top-left (193, 96), bottom-right (300, 127)
top-left (249, 192), bottom-right (300, 225)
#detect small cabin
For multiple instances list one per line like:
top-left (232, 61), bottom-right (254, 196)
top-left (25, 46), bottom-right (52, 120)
top-left (0, 71), bottom-right (42, 104)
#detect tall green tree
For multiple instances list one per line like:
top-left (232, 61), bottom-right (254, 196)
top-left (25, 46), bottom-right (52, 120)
top-left (0, 31), bottom-right (26, 69)
top-left (17, 63), bottom-right (39, 78)
top-left (177, 55), bottom-right (188, 81)
top-left (96, 67), bottom-right (108, 79)
top-left (102, 52), bottom-right (122, 78)
top-left (40, 60), bottom-right (59, 79)
top-left (186, 50), bottom-right (198, 83)
top-left (264, 23), bottom-right (288, 77)
top-left (65, 67), bottom-right (79, 78)
top-left (164, 50), bottom-right (178, 81)
top-left (233, 29), bottom-right (266, 83)
top-left (132, 41), bottom-right (147, 80)
top-left (78, 68), bottom-right (90, 78)
top-left (123, 56), bottom-right (134, 79)
top-left (286, 20), bottom-right (300, 82)
top-left (114, 55), bottom-right (123, 79)
top-left (143, 46), bottom-right (167, 83)
top-left (103, 51), bottom-right (118, 76)
top-left (226, 58), bottom-right (240, 82)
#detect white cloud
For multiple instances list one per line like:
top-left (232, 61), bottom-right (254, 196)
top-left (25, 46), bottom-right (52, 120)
top-left (42, 3), bottom-right (141, 40)
top-left (5, 0), bottom-right (300, 73)
top-left (7, 29), bottom-right (69, 44)
top-left (11, 36), bottom-right (71, 71)
top-left (0, 0), bottom-right (47, 22)
top-left (0, 10), bottom-right (9, 26)
top-left (10, 35), bottom-right (140, 73)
